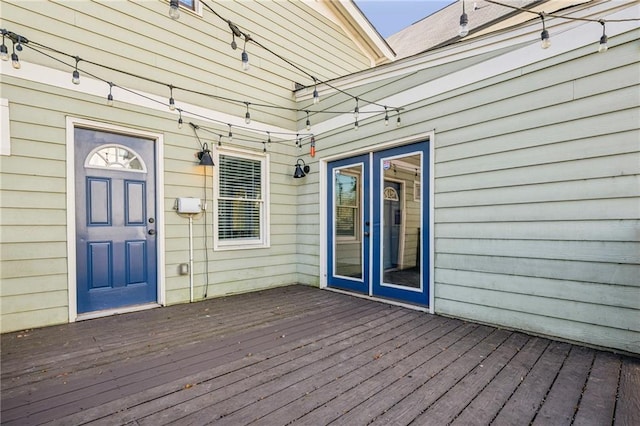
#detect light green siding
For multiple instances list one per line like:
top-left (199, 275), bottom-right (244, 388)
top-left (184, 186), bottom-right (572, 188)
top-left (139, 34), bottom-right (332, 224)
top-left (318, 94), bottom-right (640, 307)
top-left (0, 0), bottom-right (371, 332)
top-left (297, 26), bottom-right (640, 353)
top-left (428, 33), bottom-right (640, 354)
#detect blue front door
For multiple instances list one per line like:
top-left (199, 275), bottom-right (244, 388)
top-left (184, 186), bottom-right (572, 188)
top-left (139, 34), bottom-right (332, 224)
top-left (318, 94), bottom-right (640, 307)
top-left (328, 142), bottom-right (430, 306)
top-left (75, 128), bottom-right (158, 314)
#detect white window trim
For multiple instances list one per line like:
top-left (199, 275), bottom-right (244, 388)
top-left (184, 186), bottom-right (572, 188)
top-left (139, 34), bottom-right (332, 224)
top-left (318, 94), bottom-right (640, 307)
top-left (1, 98), bottom-right (10, 156)
top-left (175, 0), bottom-right (203, 18)
top-left (213, 146), bottom-right (270, 251)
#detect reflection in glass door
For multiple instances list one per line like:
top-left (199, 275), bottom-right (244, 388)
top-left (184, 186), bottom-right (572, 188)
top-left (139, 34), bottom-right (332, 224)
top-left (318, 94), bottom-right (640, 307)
top-left (326, 141), bottom-right (429, 306)
top-left (373, 143), bottom-right (428, 305)
top-left (327, 154), bottom-right (369, 294)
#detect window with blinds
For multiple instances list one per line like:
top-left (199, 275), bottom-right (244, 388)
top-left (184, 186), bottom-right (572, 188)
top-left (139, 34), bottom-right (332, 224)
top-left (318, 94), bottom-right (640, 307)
top-left (335, 172), bottom-right (359, 239)
top-left (215, 151), bottom-right (268, 249)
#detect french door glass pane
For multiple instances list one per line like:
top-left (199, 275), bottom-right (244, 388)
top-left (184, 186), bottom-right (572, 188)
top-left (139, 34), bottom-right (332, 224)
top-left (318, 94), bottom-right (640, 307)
top-left (381, 153), bottom-right (422, 288)
top-left (334, 165), bottom-right (363, 279)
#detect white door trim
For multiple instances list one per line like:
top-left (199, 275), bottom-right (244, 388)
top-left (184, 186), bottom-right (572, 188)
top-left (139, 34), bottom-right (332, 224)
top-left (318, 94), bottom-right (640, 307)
top-left (65, 117), bottom-right (166, 322)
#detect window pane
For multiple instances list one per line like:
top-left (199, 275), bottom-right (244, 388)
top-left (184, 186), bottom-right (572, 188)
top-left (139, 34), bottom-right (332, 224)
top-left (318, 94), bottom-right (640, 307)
top-left (86, 144), bottom-right (145, 171)
top-left (333, 165), bottom-right (362, 278)
top-left (219, 155), bottom-right (261, 200)
top-left (335, 171), bottom-right (358, 238)
top-left (217, 153), bottom-right (264, 243)
top-left (336, 207), bottom-right (356, 236)
top-left (336, 173), bottom-right (357, 206)
top-left (179, 0), bottom-right (195, 10)
top-left (218, 199), bottom-right (261, 240)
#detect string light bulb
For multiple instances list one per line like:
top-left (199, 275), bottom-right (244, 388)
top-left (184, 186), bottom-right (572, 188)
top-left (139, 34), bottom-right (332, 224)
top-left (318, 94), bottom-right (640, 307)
top-left (305, 110), bottom-right (311, 131)
top-left (267, 132), bottom-right (272, 148)
top-left (218, 134), bottom-right (222, 147)
top-left (107, 82), bottom-right (114, 106)
top-left (169, 0), bottom-right (180, 20)
top-left (598, 20), bottom-right (608, 53)
top-left (228, 124), bottom-right (233, 142)
top-left (312, 82), bottom-right (319, 105)
top-left (459, 0), bottom-right (469, 37)
top-left (177, 109), bottom-right (183, 129)
top-left (354, 120), bottom-right (359, 131)
top-left (396, 109), bottom-right (401, 127)
top-left (0, 33), bottom-right (8, 61)
top-left (72, 56), bottom-right (80, 85)
top-left (10, 42), bottom-right (19, 69)
top-left (353, 97), bottom-right (359, 120)
top-left (244, 103), bottom-right (251, 124)
top-left (540, 14), bottom-right (551, 49)
top-left (241, 36), bottom-right (250, 71)
top-left (384, 107), bottom-right (389, 127)
top-left (168, 85), bottom-right (176, 111)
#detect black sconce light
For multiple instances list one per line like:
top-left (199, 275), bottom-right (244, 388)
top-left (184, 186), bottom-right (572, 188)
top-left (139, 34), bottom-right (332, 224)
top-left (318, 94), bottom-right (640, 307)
top-left (293, 158), bottom-right (310, 179)
top-left (197, 143), bottom-right (214, 166)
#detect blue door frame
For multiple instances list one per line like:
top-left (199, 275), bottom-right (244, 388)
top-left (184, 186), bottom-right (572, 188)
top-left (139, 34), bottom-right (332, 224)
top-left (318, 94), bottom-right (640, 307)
top-left (328, 141), bottom-right (430, 306)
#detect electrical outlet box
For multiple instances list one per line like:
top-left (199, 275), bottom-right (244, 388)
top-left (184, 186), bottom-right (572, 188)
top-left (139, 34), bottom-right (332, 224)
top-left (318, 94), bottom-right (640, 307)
top-left (176, 197), bottom-right (202, 214)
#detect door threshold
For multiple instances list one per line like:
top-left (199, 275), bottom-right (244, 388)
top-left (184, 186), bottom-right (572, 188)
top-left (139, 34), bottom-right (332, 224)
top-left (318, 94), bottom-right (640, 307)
top-left (76, 303), bottom-right (161, 321)
top-left (324, 287), bottom-right (429, 312)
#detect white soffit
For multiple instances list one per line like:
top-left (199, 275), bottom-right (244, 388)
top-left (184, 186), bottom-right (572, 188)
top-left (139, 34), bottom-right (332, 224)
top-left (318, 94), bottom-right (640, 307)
top-left (0, 61), bottom-right (293, 138)
top-left (306, 3), bottom-right (639, 136)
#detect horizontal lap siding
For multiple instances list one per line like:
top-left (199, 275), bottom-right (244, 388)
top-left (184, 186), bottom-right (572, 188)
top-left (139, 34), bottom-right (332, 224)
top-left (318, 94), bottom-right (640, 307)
top-left (1, 0), bottom-right (371, 332)
top-left (433, 36), bottom-right (640, 353)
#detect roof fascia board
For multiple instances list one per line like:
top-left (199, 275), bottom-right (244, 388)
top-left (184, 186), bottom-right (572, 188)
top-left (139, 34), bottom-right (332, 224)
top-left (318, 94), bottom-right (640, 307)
top-left (307, 0), bottom-right (395, 66)
top-left (297, 0), bottom-right (635, 102)
top-left (307, 3), bottom-right (638, 136)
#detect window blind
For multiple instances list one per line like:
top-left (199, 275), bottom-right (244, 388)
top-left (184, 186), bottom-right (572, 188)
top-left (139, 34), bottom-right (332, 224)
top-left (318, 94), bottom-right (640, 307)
top-left (218, 154), bottom-right (262, 240)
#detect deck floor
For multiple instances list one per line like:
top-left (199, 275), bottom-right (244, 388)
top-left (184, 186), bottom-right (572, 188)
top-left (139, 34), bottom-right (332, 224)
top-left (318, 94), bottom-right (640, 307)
top-left (1, 285), bottom-right (638, 425)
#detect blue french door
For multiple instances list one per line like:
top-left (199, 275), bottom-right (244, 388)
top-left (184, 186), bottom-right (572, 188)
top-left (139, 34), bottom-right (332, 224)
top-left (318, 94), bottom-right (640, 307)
top-left (327, 155), bottom-right (370, 293)
top-left (75, 128), bottom-right (158, 314)
top-left (328, 142), bottom-right (429, 306)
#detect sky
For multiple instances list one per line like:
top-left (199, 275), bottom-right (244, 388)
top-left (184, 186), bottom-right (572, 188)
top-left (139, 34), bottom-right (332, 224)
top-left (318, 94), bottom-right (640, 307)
top-left (355, 0), bottom-right (455, 38)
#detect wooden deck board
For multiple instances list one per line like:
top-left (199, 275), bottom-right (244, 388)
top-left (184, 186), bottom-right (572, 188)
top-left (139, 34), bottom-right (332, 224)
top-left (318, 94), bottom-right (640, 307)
top-left (414, 332), bottom-right (531, 425)
top-left (75, 301), bottom-right (391, 426)
top-left (148, 310), bottom-right (418, 425)
top-left (367, 328), bottom-right (512, 426)
top-left (222, 315), bottom-right (449, 425)
top-left (491, 340), bottom-right (571, 425)
top-left (450, 337), bottom-right (550, 425)
top-left (614, 356), bottom-right (640, 425)
top-left (573, 351), bottom-right (621, 426)
top-left (256, 317), bottom-right (463, 426)
top-left (531, 345), bottom-right (594, 425)
top-left (1, 285), bottom-right (637, 426)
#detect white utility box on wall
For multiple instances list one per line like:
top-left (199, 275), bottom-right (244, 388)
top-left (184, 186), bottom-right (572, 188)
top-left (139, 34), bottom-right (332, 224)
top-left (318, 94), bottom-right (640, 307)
top-left (176, 197), bottom-right (202, 214)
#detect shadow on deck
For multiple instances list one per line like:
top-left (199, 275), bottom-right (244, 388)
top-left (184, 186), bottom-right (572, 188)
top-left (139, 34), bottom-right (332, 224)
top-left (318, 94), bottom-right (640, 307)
top-left (1, 285), bottom-right (639, 425)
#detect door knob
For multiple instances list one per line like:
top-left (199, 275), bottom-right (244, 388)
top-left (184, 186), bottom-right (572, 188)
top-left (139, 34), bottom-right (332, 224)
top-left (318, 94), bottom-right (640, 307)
top-left (148, 229), bottom-right (156, 235)
top-left (364, 231), bottom-right (370, 237)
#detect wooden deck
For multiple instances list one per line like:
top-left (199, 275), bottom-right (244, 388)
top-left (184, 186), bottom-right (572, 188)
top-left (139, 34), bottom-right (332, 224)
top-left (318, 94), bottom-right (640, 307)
top-left (1, 285), bottom-right (638, 425)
